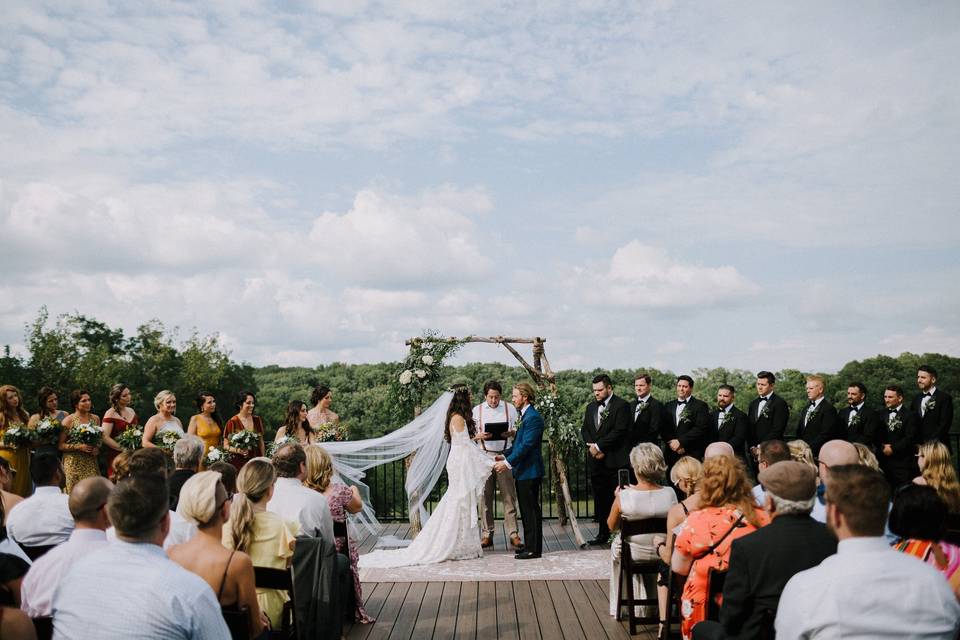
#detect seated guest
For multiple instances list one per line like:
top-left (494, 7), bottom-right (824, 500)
top-left (692, 462), bottom-right (837, 640)
top-left (6, 454), bottom-right (73, 548)
top-left (0, 600), bottom-right (34, 639)
top-left (224, 458), bottom-right (298, 630)
top-left (170, 471), bottom-right (267, 638)
top-left (890, 484), bottom-right (960, 598)
top-left (786, 440), bottom-right (816, 472)
top-left (751, 440), bottom-right (791, 504)
top-left (854, 442), bottom-right (881, 471)
top-left (776, 465), bottom-right (960, 638)
top-left (810, 439), bottom-right (860, 523)
top-left (20, 477), bottom-right (112, 617)
top-left (267, 443), bottom-right (333, 542)
top-left (0, 458), bottom-right (23, 515)
top-left (703, 441), bottom-right (735, 459)
top-left (672, 456), bottom-right (770, 640)
top-left (915, 441), bottom-right (960, 513)
top-left (304, 445), bottom-right (374, 623)
top-left (169, 435), bottom-right (203, 511)
top-left (0, 553), bottom-right (30, 607)
top-left (52, 475), bottom-right (231, 638)
top-left (605, 443), bottom-right (676, 622)
top-left (208, 461), bottom-right (238, 495)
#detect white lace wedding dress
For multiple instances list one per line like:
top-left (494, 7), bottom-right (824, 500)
top-left (359, 427), bottom-right (494, 568)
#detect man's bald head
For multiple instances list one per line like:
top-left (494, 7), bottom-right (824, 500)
top-left (69, 476), bottom-right (113, 527)
top-left (818, 440), bottom-right (859, 471)
top-left (704, 441), bottom-right (735, 459)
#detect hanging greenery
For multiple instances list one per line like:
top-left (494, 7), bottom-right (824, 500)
top-left (538, 390), bottom-right (581, 461)
top-left (391, 330), bottom-right (464, 416)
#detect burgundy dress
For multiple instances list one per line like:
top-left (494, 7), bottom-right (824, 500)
top-left (326, 484), bottom-right (375, 623)
top-left (222, 415), bottom-right (264, 471)
top-left (102, 414), bottom-right (138, 478)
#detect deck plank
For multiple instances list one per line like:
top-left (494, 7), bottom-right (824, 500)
top-left (366, 582), bottom-right (411, 640)
top-left (495, 582), bottom-right (520, 640)
top-left (455, 580), bottom-right (478, 639)
top-left (434, 582), bottom-right (461, 639)
top-left (411, 582), bottom-right (444, 639)
top-left (528, 581), bottom-right (563, 640)
top-left (477, 581), bottom-right (498, 639)
top-left (512, 580), bottom-right (541, 640)
top-left (388, 581), bottom-right (428, 640)
top-left (545, 580), bottom-right (586, 640)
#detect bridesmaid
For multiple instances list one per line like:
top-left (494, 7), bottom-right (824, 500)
top-left (59, 389), bottom-right (102, 493)
top-left (101, 383), bottom-right (138, 473)
top-left (0, 385), bottom-right (33, 497)
top-left (28, 387), bottom-right (68, 458)
top-left (274, 401), bottom-right (315, 447)
top-left (187, 391), bottom-right (222, 467)
top-left (223, 391), bottom-right (265, 471)
top-left (142, 390), bottom-right (185, 450)
top-left (307, 385), bottom-right (339, 431)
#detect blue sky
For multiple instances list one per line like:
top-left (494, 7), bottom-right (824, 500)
top-left (1, 1), bottom-right (958, 373)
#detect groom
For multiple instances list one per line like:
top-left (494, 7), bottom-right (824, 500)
top-left (493, 382), bottom-right (544, 560)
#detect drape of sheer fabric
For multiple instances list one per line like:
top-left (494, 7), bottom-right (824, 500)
top-left (316, 391), bottom-right (454, 536)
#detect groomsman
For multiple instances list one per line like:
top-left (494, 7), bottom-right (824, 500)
top-left (662, 375), bottom-right (711, 463)
top-left (796, 375), bottom-right (840, 458)
top-left (912, 365), bottom-right (954, 448)
top-left (747, 372), bottom-right (790, 465)
top-left (879, 384), bottom-right (920, 487)
top-left (710, 385), bottom-right (748, 461)
top-left (629, 373), bottom-right (663, 447)
top-left (839, 382), bottom-right (879, 447)
top-left (580, 374), bottom-right (632, 545)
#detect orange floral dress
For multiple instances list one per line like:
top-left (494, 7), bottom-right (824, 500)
top-left (674, 506), bottom-right (770, 639)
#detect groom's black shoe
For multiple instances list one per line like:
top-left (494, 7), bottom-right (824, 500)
top-left (587, 536), bottom-right (608, 546)
top-left (514, 551), bottom-right (541, 560)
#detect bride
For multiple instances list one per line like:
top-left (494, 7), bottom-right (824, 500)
top-left (359, 385), bottom-right (494, 568)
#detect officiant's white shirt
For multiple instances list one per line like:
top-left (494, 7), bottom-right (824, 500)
top-left (472, 401), bottom-right (517, 453)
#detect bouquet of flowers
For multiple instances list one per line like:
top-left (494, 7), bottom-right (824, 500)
top-left (35, 417), bottom-right (61, 444)
top-left (116, 427), bottom-right (144, 451)
top-left (267, 435), bottom-right (297, 457)
top-left (203, 447), bottom-right (231, 467)
top-left (154, 429), bottom-right (182, 452)
top-left (2, 424), bottom-right (36, 448)
top-left (68, 423), bottom-right (104, 447)
top-left (229, 430), bottom-right (261, 453)
top-left (314, 422), bottom-right (348, 443)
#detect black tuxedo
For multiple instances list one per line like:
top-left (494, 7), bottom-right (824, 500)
top-left (661, 396), bottom-right (711, 461)
top-left (629, 396), bottom-right (664, 447)
top-left (693, 514), bottom-right (837, 640)
top-left (879, 404), bottom-right (920, 486)
top-left (581, 394), bottom-right (633, 538)
top-left (709, 406), bottom-right (748, 459)
top-left (796, 399), bottom-right (840, 458)
top-left (911, 389), bottom-right (955, 448)
top-left (746, 393), bottom-right (789, 446)
top-left (839, 403), bottom-right (880, 448)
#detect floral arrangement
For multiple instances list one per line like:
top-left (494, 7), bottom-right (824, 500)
top-left (720, 410), bottom-right (736, 427)
top-left (68, 423), bottom-right (104, 447)
top-left (392, 330), bottom-right (463, 416)
top-left (229, 430), bottom-right (261, 452)
top-left (538, 392), bottom-right (581, 462)
top-left (116, 426), bottom-right (144, 451)
top-left (888, 415), bottom-right (903, 432)
top-left (203, 447), bottom-right (231, 467)
top-left (267, 435), bottom-right (297, 457)
top-left (759, 404), bottom-right (772, 420)
top-left (2, 424), bottom-right (36, 448)
top-left (314, 422), bottom-right (348, 443)
top-left (678, 407), bottom-right (692, 425)
top-left (35, 417), bottom-right (61, 444)
top-left (154, 429), bottom-right (182, 452)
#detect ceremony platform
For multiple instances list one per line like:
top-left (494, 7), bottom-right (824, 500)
top-left (345, 521), bottom-right (658, 640)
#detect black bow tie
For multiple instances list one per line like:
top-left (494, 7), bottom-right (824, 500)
top-left (677, 400), bottom-right (688, 405)
top-left (889, 409), bottom-right (898, 415)
top-left (850, 406), bottom-right (859, 413)
top-left (924, 392), bottom-right (933, 397)
top-left (759, 396), bottom-right (768, 402)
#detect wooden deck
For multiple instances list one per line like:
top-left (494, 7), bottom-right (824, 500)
top-left (345, 521), bottom-right (658, 640)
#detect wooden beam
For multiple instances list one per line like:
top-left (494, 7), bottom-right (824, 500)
top-left (405, 336), bottom-right (545, 346)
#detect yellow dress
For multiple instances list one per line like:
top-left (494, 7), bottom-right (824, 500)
top-left (195, 415), bottom-right (222, 468)
top-left (62, 421), bottom-right (102, 493)
top-left (223, 511), bottom-right (299, 628)
top-left (0, 423), bottom-right (32, 497)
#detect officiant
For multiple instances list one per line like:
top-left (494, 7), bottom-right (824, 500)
top-left (472, 380), bottom-right (523, 551)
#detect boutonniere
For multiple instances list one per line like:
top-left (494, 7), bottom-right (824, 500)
top-left (636, 400), bottom-right (648, 415)
top-left (599, 407), bottom-right (610, 423)
top-left (888, 415), bottom-right (903, 432)
top-left (720, 411), bottom-right (736, 426)
top-left (849, 413), bottom-right (862, 428)
top-left (759, 404), bottom-right (772, 419)
top-left (514, 414), bottom-right (523, 431)
top-left (927, 399), bottom-right (937, 413)
top-left (678, 407), bottom-right (692, 425)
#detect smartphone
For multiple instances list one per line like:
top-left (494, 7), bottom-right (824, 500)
top-left (618, 468), bottom-right (630, 489)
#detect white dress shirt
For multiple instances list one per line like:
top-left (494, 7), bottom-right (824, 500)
top-left (52, 539), bottom-right (230, 639)
top-left (472, 401), bottom-right (517, 453)
top-left (674, 399), bottom-right (687, 425)
top-left (106, 510), bottom-right (197, 550)
top-left (716, 406), bottom-right (730, 430)
top-left (805, 397), bottom-right (824, 423)
top-left (268, 477), bottom-right (334, 542)
top-left (848, 401), bottom-right (864, 424)
top-left (922, 387), bottom-right (937, 416)
top-left (775, 536), bottom-right (960, 639)
top-left (6, 486), bottom-right (74, 546)
top-left (21, 528), bottom-right (108, 617)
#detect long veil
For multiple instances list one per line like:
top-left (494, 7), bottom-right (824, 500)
top-left (317, 391), bottom-right (453, 536)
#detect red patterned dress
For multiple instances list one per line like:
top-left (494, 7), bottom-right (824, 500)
top-left (222, 415), bottom-right (264, 471)
top-left (326, 483), bottom-right (375, 623)
top-left (102, 414), bottom-right (138, 477)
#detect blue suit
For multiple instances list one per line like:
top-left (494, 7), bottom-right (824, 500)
top-left (504, 404), bottom-right (544, 556)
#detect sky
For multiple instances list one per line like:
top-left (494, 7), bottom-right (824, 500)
top-left (1, 1), bottom-right (959, 374)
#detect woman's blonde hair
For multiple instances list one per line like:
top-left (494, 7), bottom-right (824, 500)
top-left (154, 389), bottom-right (176, 412)
top-left (853, 443), bottom-right (880, 471)
top-left (177, 471), bottom-right (225, 527)
top-left (228, 458), bottom-right (276, 552)
top-left (669, 456), bottom-right (703, 496)
top-left (304, 445), bottom-right (334, 493)
top-left (630, 443), bottom-right (666, 485)
top-left (787, 440), bottom-right (816, 472)
top-left (699, 455), bottom-right (763, 527)
top-left (919, 441), bottom-right (960, 513)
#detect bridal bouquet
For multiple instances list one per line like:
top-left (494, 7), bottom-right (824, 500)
top-left (68, 423), bottom-right (104, 447)
top-left (229, 430), bottom-right (260, 453)
top-left (2, 424), bottom-right (36, 448)
top-left (267, 435), bottom-right (296, 457)
top-left (203, 447), bottom-right (231, 467)
top-left (154, 429), bottom-right (182, 452)
top-left (315, 422), bottom-right (348, 443)
top-left (116, 427), bottom-right (144, 451)
top-left (35, 417), bottom-right (61, 444)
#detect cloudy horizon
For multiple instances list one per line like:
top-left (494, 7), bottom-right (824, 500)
top-left (2, 2), bottom-right (958, 375)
